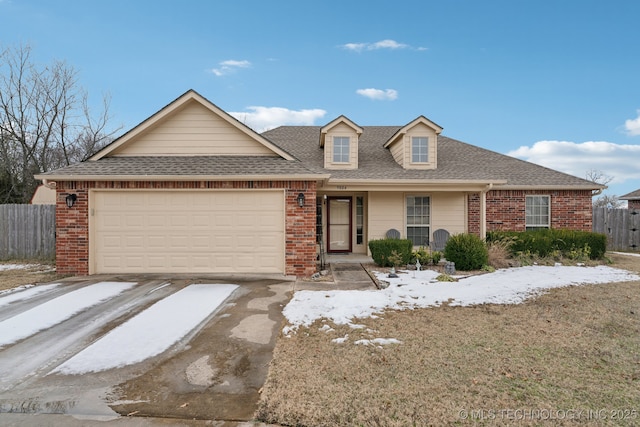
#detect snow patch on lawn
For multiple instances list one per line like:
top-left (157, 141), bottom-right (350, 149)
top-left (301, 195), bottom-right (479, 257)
top-left (0, 264), bottom-right (40, 272)
top-left (0, 282), bottom-right (136, 347)
top-left (54, 284), bottom-right (238, 374)
top-left (355, 338), bottom-right (402, 346)
top-left (283, 265), bottom-right (640, 333)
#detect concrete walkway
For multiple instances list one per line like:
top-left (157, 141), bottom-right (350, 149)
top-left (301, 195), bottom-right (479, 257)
top-left (295, 254), bottom-right (378, 291)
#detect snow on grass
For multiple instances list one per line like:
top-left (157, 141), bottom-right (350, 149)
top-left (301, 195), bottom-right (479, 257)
top-left (0, 264), bottom-right (40, 272)
top-left (0, 283), bottom-right (61, 308)
top-left (611, 251), bottom-right (640, 257)
top-left (54, 284), bottom-right (238, 374)
top-left (283, 265), bottom-right (640, 333)
top-left (355, 338), bottom-right (402, 346)
top-left (0, 282), bottom-right (136, 347)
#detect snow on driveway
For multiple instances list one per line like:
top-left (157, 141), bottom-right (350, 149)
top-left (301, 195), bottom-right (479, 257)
top-left (0, 282), bottom-right (136, 347)
top-left (54, 284), bottom-right (238, 374)
top-left (283, 265), bottom-right (640, 332)
top-left (0, 283), bottom-right (60, 308)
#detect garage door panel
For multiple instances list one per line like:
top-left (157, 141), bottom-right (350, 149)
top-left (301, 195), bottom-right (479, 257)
top-left (93, 190), bottom-right (284, 274)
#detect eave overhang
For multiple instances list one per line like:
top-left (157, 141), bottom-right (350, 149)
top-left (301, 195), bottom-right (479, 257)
top-left (35, 173), bottom-right (331, 182)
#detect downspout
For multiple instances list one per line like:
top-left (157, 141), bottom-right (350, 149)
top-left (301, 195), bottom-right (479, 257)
top-left (480, 183), bottom-right (493, 239)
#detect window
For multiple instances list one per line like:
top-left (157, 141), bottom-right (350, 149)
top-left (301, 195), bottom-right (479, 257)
top-left (333, 137), bottom-right (350, 163)
top-left (411, 137), bottom-right (428, 163)
top-left (406, 196), bottom-right (430, 246)
top-left (526, 195), bottom-right (550, 230)
top-left (356, 196), bottom-right (364, 244)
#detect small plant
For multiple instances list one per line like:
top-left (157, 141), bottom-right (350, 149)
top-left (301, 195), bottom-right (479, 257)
top-left (431, 251), bottom-right (442, 264)
top-left (411, 247), bottom-right (430, 265)
top-left (387, 250), bottom-right (404, 270)
top-left (436, 273), bottom-right (456, 282)
top-left (482, 265), bottom-right (496, 273)
top-left (443, 233), bottom-right (488, 271)
top-left (566, 243), bottom-right (591, 262)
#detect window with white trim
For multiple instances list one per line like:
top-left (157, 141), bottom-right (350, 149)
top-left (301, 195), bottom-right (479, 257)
top-left (333, 137), bottom-right (350, 163)
top-left (525, 195), bottom-right (550, 230)
top-left (411, 137), bottom-right (428, 163)
top-left (406, 195), bottom-right (430, 246)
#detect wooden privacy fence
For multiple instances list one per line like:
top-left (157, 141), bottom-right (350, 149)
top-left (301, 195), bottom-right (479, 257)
top-left (0, 204), bottom-right (56, 260)
top-left (593, 207), bottom-right (640, 252)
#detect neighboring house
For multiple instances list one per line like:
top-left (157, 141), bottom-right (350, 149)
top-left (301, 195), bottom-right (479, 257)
top-left (620, 189), bottom-right (640, 210)
top-left (30, 184), bottom-right (56, 205)
top-left (36, 90), bottom-right (603, 277)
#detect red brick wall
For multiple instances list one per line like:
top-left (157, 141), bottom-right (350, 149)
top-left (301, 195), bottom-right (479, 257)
top-left (55, 185), bottom-right (89, 275)
top-left (467, 189), bottom-right (594, 233)
top-left (55, 180), bottom-right (317, 277)
top-left (629, 200), bottom-right (640, 210)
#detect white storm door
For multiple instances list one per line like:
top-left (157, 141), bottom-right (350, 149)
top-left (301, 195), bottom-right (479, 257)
top-left (327, 197), bottom-right (352, 252)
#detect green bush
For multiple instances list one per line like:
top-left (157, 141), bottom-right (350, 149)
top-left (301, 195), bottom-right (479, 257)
top-left (443, 233), bottom-right (488, 271)
top-left (486, 229), bottom-right (607, 260)
top-left (368, 238), bottom-right (413, 267)
top-left (411, 246), bottom-right (442, 265)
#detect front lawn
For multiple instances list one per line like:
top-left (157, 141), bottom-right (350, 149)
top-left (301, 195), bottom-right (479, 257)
top-left (257, 254), bottom-right (640, 426)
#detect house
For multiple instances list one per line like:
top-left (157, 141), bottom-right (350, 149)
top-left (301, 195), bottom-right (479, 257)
top-left (36, 90), bottom-right (603, 277)
top-left (620, 189), bottom-right (640, 210)
top-left (30, 184), bottom-right (56, 205)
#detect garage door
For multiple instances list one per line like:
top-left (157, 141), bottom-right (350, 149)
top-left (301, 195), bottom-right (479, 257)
top-left (91, 190), bottom-right (285, 274)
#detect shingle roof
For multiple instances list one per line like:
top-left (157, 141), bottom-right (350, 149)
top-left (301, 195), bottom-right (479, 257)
top-left (262, 126), bottom-right (602, 188)
top-left (620, 188), bottom-right (640, 200)
top-left (37, 156), bottom-right (324, 180)
top-left (38, 125), bottom-right (603, 189)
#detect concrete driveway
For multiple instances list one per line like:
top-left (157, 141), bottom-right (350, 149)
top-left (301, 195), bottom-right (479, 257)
top-left (0, 274), bottom-right (293, 425)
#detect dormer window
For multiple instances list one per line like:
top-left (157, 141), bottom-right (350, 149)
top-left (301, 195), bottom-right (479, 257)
top-left (333, 137), bottom-right (350, 163)
top-left (411, 137), bottom-right (428, 163)
top-left (320, 116), bottom-right (361, 170)
top-left (384, 116), bottom-right (442, 170)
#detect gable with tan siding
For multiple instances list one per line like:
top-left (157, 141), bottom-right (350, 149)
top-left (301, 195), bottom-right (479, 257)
top-left (110, 100), bottom-right (277, 157)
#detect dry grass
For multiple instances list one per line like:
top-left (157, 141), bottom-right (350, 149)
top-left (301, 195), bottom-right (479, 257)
top-left (257, 253), bottom-right (640, 426)
top-left (0, 260), bottom-right (66, 292)
top-left (487, 238), bottom-right (515, 269)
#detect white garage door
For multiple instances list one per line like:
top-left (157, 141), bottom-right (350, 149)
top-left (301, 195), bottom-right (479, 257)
top-left (91, 190), bottom-right (285, 274)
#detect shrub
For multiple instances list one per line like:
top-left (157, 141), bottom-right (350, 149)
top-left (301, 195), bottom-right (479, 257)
top-left (486, 230), bottom-right (607, 260)
top-left (368, 238), bottom-right (413, 267)
top-left (411, 247), bottom-right (442, 266)
top-left (443, 233), bottom-right (488, 271)
top-left (411, 246), bottom-right (430, 265)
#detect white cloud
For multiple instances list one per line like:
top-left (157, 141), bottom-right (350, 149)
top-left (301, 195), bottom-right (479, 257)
top-left (356, 88), bottom-right (398, 101)
top-left (229, 106), bottom-right (327, 132)
top-left (508, 140), bottom-right (640, 185)
top-left (211, 59), bottom-right (251, 76)
top-left (341, 39), bottom-right (422, 52)
top-left (624, 110), bottom-right (640, 136)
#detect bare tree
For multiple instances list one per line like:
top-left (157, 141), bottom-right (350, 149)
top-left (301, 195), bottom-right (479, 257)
top-left (0, 44), bottom-right (120, 203)
top-left (586, 169), bottom-right (624, 208)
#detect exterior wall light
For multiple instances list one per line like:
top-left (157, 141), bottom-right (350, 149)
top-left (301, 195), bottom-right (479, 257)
top-left (65, 193), bottom-right (77, 208)
top-left (297, 192), bottom-right (305, 208)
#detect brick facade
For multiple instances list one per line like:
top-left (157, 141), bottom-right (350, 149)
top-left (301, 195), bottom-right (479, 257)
top-left (55, 180), bottom-right (317, 277)
top-left (467, 189), bottom-right (594, 234)
top-left (628, 200), bottom-right (640, 210)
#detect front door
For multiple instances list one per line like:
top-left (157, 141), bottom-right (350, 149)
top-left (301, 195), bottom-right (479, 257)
top-left (327, 197), bottom-right (352, 252)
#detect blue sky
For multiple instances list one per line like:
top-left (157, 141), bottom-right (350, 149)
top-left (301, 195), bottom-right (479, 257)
top-left (2, 0), bottom-right (640, 199)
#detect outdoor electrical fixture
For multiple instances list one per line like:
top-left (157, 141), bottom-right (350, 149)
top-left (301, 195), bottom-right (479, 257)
top-left (297, 192), bottom-right (305, 208)
top-left (65, 193), bottom-right (77, 208)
